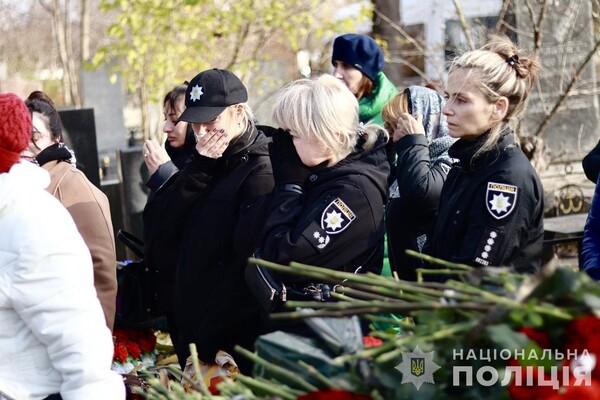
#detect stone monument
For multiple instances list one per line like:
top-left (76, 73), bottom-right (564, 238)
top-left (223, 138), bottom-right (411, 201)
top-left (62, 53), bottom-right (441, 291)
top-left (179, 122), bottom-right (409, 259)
top-left (81, 64), bottom-right (127, 154)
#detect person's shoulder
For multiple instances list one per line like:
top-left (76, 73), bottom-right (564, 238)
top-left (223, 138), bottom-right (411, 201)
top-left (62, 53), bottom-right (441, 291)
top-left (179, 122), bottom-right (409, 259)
top-left (53, 162), bottom-right (108, 203)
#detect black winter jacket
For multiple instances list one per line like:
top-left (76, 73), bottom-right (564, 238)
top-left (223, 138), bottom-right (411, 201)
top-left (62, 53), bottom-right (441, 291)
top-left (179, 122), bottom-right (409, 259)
top-left (427, 129), bottom-right (544, 273)
top-left (150, 125), bottom-right (273, 372)
top-left (260, 132), bottom-right (390, 282)
top-left (386, 134), bottom-right (453, 280)
top-left (142, 127), bottom-right (197, 316)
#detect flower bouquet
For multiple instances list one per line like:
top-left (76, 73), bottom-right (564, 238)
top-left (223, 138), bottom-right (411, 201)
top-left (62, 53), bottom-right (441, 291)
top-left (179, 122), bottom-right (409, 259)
top-left (137, 254), bottom-right (600, 399)
top-left (112, 327), bottom-right (158, 374)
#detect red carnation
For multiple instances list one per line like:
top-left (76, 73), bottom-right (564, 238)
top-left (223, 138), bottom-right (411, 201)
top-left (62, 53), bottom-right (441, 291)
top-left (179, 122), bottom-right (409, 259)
top-left (363, 336), bottom-right (384, 348)
top-left (564, 315), bottom-right (600, 355)
top-left (113, 342), bottom-right (129, 364)
top-left (127, 341), bottom-right (142, 360)
top-left (138, 334), bottom-right (157, 354)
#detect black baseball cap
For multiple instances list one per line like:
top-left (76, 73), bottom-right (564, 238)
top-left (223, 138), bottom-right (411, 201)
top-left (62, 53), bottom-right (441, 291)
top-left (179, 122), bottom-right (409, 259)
top-left (178, 68), bottom-right (248, 124)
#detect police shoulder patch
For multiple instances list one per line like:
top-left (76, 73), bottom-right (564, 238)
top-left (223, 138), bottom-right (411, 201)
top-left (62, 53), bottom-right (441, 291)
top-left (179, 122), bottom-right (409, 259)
top-left (302, 221), bottom-right (331, 251)
top-left (486, 182), bottom-right (518, 220)
top-left (473, 227), bottom-right (504, 266)
top-left (321, 197), bottom-right (356, 235)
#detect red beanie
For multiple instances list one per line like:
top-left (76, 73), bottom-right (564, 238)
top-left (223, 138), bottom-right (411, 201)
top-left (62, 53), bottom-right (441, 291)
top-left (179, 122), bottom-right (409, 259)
top-left (0, 93), bottom-right (31, 173)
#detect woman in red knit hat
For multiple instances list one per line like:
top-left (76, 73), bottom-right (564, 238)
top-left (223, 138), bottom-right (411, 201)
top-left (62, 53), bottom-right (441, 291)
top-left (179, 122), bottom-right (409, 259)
top-left (0, 93), bottom-right (124, 399)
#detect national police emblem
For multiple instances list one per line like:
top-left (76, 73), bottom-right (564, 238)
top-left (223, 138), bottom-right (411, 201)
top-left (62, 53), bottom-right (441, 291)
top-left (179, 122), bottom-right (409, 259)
top-left (321, 198), bottom-right (356, 235)
top-left (411, 358), bottom-right (425, 377)
top-left (486, 182), bottom-right (518, 220)
top-left (395, 345), bottom-right (441, 390)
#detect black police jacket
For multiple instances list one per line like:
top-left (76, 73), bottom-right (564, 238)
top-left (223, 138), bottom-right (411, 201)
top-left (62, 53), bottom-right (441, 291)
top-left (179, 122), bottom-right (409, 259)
top-left (386, 134), bottom-right (453, 280)
top-left (426, 128), bottom-right (544, 273)
top-left (149, 124), bottom-right (274, 372)
top-left (260, 131), bottom-right (390, 283)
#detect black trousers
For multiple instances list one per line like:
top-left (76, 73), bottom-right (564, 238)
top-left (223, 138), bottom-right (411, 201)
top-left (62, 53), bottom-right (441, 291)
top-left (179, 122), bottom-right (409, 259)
top-left (44, 395), bottom-right (62, 400)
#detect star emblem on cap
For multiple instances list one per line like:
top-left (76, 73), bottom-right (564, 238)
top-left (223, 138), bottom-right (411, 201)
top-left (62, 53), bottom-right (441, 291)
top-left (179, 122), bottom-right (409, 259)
top-left (189, 84), bottom-right (203, 102)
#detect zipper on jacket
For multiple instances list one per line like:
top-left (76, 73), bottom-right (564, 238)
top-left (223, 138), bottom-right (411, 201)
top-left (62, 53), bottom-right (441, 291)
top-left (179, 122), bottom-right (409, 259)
top-left (257, 266), bottom-right (278, 300)
top-left (281, 285), bottom-right (287, 302)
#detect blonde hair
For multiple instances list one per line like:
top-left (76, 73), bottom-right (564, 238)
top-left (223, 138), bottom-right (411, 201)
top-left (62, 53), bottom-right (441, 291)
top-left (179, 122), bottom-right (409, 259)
top-left (223, 103), bottom-right (254, 134)
top-left (381, 92), bottom-right (410, 131)
top-left (448, 34), bottom-right (540, 156)
top-left (273, 74), bottom-right (385, 162)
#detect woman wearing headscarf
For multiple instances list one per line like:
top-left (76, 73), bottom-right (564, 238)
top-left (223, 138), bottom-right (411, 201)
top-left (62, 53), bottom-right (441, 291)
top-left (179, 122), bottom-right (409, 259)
top-left (382, 86), bottom-right (456, 280)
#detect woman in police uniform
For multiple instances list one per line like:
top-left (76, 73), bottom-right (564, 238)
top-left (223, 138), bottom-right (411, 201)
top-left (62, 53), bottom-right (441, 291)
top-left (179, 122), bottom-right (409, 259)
top-left (259, 74), bottom-right (390, 289)
top-left (426, 35), bottom-right (544, 273)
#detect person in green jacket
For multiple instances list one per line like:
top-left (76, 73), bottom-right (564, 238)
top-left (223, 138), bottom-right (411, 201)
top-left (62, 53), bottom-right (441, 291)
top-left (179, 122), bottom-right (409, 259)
top-left (332, 33), bottom-right (398, 277)
top-left (332, 33), bottom-right (399, 125)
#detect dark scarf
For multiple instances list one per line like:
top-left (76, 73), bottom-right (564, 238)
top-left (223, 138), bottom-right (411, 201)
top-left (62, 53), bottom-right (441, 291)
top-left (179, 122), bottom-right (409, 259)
top-left (164, 126), bottom-right (196, 170)
top-left (35, 143), bottom-right (72, 167)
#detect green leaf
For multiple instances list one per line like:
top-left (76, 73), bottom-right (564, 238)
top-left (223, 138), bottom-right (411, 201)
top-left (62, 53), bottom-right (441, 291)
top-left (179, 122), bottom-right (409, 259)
top-left (486, 324), bottom-right (528, 350)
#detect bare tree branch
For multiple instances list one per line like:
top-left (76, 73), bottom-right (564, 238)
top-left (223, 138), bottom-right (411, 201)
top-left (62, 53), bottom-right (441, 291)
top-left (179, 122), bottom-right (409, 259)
top-left (452, 0), bottom-right (475, 50)
top-left (533, 0), bottom-right (550, 56)
top-left (387, 57), bottom-right (431, 83)
top-left (517, 0), bottom-right (548, 135)
top-left (225, 22), bottom-right (251, 70)
top-left (493, 0), bottom-right (512, 35)
top-left (372, 7), bottom-right (445, 78)
top-left (373, 7), bottom-right (426, 55)
top-left (36, 0), bottom-right (52, 13)
top-left (533, 37), bottom-right (600, 138)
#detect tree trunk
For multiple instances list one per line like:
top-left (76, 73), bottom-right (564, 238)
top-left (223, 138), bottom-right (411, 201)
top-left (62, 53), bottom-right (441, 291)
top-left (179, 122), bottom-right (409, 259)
top-left (64, 0), bottom-right (81, 107)
top-left (80, 0), bottom-right (90, 62)
top-left (50, 0), bottom-right (72, 105)
top-left (371, 0), bottom-right (402, 86)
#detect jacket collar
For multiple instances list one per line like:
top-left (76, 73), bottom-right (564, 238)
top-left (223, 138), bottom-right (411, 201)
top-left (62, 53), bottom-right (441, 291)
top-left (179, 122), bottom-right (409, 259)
top-left (358, 71), bottom-right (398, 124)
top-left (449, 125), bottom-right (515, 171)
top-left (305, 129), bottom-right (391, 197)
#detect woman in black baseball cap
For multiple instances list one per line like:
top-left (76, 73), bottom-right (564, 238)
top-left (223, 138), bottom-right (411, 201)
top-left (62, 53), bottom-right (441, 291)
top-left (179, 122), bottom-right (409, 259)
top-left (148, 68), bottom-right (274, 374)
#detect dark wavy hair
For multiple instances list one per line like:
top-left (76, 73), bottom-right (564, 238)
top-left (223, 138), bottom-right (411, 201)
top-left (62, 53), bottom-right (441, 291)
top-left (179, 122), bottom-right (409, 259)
top-left (25, 91), bottom-right (64, 149)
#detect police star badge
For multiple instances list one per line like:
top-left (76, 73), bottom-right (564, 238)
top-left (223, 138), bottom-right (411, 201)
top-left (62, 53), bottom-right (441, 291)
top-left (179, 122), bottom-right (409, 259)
top-left (189, 84), bottom-right (203, 102)
top-left (486, 182), bottom-right (518, 219)
top-left (321, 198), bottom-right (356, 235)
top-left (395, 345), bottom-right (441, 390)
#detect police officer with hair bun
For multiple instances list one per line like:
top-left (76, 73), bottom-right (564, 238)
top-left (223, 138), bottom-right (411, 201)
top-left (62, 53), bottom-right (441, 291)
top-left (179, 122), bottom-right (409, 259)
top-left (426, 35), bottom-right (544, 273)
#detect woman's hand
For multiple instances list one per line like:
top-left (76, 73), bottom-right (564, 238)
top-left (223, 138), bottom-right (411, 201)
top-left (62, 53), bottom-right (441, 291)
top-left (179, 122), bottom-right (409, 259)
top-left (195, 128), bottom-right (229, 159)
top-left (393, 113), bottom-right (425, 143)
top-left (143, 140), bottom-right (170, 175)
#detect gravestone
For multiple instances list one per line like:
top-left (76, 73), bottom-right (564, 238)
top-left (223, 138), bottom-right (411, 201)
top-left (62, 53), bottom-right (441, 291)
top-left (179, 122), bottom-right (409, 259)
top-left (514, 0), bottom-right (599, 157)
top-left (81, 64), bottom-right (127, 154)
top-left (117, 147), bottom-right (149, 259)
top-left (59, 108), bottom-right (101, 188)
